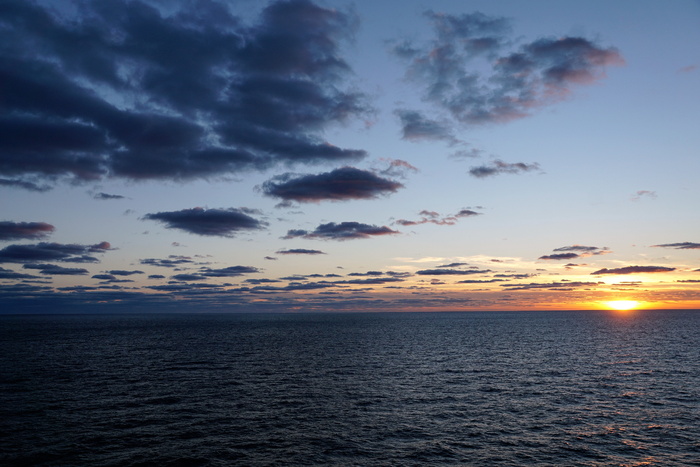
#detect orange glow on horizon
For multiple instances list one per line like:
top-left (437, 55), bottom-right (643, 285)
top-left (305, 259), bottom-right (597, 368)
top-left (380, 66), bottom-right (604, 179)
top-left (604, 300), bottom-right (640, 311)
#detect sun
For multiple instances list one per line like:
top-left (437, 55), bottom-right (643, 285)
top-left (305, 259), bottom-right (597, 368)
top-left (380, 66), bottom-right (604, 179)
top-left (605, 300), bottom-right (640, 311)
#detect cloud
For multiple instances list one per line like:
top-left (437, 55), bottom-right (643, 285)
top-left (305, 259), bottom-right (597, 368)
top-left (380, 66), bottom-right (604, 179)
top-left (283, 222), bottom-right (399, 240)
top-left (94, 193), bottom-right (125, 200)
top-left (457, 279), bottom-right (505, 283)
top-left (143, 207), bottom-right (266, 237)
top-left (539, 253), bottom-right (580, 261)
top-left (108, 270), bottom-right (144, 276)
top-left (0, 242), bottom-right (110, 263)
top-left (0, 266), bottom-right (38, 280)
top-left (651, 242), bottom-right (700, 250)
top-left (469, 160), bottom-right (540, 178)
top-left (0, 178), bottom-right (51, 192)
top-left (0, 221), bottom-right (55, 241)
top-left (377, 159), bottom-right (420, 179)
top-left (500, 280), bottom-right (603, 290)
top-left (171, 274), bottom-right (207, 282)
top-left (436, 262), bottom-right (469, 268)
top-left (631, 190), bottom-right (657, 201)
top-left (394, 109), bottom-right (459, 144)
top-left (340, 277), bottom-right (405, 285)
top-left (199, 266), bottom-right (261, 277)
top-left (591, 266), bottom-right (676, 275)
top-left (393, 11), bottom-right (624, 125)
top-left (23, 263), bottom-right (89, 275)
top-left (261, 167), bottom-right (403, 204)
top-left (0, 0), bottom-right (370, 184)
top-left (416, 268), bottom-right (491, 275)
top-left (539, 245), bottom-right (610, 260)
top-left (396, 208), bottom-right (481, 226)
top-left (276, 249), bottom-right (326, 255)
top-left (140, 256), bottom-right (194, 268)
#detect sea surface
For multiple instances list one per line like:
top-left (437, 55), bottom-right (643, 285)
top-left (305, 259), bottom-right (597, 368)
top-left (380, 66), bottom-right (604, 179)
top-left (1, 310), bottom-right (699, 466)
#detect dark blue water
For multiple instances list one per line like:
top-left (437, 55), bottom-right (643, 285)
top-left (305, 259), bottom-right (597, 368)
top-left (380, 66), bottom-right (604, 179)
top-left (1, 311), bottom-right (699, 466)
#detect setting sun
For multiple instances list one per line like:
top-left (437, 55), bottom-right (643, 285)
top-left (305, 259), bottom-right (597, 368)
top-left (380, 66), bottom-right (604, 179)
top-left (605, 300), bottom-right (640, 311)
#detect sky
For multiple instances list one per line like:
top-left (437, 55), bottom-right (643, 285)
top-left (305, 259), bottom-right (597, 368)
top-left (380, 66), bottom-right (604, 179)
top-left (1, 0), bottom-right (699, 313)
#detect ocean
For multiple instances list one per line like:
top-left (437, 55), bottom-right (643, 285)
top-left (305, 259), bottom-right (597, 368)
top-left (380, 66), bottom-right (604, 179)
top-left (1, 310), bottom-right (699, 466)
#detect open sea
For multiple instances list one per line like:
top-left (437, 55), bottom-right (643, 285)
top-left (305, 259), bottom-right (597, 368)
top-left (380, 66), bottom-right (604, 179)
top-left (1, 310), bottom-right (699, 466)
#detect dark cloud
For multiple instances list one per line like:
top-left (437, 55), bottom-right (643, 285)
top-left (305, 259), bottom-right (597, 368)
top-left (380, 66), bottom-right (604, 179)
top-left (0, 266), bottom-right (38, 280)
top-left (553, 245), bottom-right (610, 254)
top-left (469, 160), bottom-right (540, 178)
top-left (264, 256), bottom-right (278, 261)
top-left (348, 271), bottom-right (383, 276)
top-left (245, 278), bottom-right (281, 284)
top-left (540, 245), bottom-right (611, 260)
top-left (283, 222), bottom-right (399, 240)
top-left (92, 274), bottom-right (116, 281)
top-left (276, 249), bottom-right (326, 255)
top-left (199, 266), bottom-right (260, 277)
top-left (0, 241), bottom-right (110, 263)
top-left (457, 279), bottom-right (505, 283)
top-left (494, 273), bottom-right (536, 279)
top-left (393, 11), bottom-right (623, 125)
top-left (591, 266), bottom-right (676, 275)
top-left (539, 253), bottom-right (580, 261)
top-left (651, 242), bottom-right (700, 250)
top-left (340, 277), bottom-right (405, 285)
top-left (94, 192), bottom-right (125, 200)
top-left (23, 263), bottom-right (89, 275)
top-left (143, 207), bottom-right (265, 237)
top-left (0, 0), bottom-right (369, 184)
top-left (394, 109), bottom-right (459, 144)
top-left (140, 256), bottom-right (194, 268)
top-left (171, 274), bottom-right (207, 282)
top-left (261, 167), bottom-right (402, 204)
top-left (396, 208), bottom-right (480, 227)
top-left (108, 270), bottom-right (144, 276)
top-left (148, 274), bottom-right (166, 279)
top-left (0, 221), bottom-right (55, 241)
top-left (416, 268), bottom-right (491, 275)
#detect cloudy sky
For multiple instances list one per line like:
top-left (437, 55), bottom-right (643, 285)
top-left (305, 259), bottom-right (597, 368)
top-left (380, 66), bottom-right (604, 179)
top-left (1, 0), bottom-right (699, 313)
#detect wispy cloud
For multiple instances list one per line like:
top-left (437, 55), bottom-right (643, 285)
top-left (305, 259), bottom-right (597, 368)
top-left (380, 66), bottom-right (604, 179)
top-left (631, 190), bottom-right (657, 201)
top-left (93, 192), bottom-right (126, 200)
top-left (0, 178), bottom-right (52, 192)
top-left (143, 207), bottom-right (266, 237)
top-left (394, 109), bottom-right (460, 144)
top-left (469, 160), bottom-right (540, 178)
top-left (393, 11), bottom-right (624, 126)
top-left (539, 245), bottom-right (611, 260)
top-left (651, 242), bottom-right (700, 250)
top-left (396, 208), bottom-right (480, 226)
